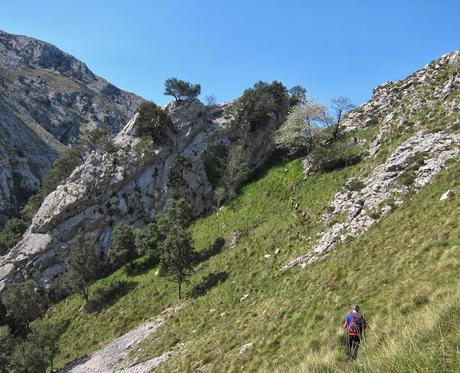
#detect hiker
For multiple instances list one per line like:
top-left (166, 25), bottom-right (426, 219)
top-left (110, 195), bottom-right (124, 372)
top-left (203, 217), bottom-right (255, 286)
top-left (343, 304), bottom-right (365, 359)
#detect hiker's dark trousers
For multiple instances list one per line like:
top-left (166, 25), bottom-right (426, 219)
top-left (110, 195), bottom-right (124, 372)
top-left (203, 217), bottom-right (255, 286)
top-left (347, 334), bottom-right (361, 359)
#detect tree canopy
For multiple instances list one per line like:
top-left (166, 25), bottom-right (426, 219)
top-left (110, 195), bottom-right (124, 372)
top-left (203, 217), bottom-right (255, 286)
top-left (164, 78), bottom-right (201, 101)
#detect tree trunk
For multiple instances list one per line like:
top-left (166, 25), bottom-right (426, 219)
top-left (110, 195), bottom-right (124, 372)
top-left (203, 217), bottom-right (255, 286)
top-left (82, 288), bottom-right (89, 302)
top-left (178, 281), bottom-right (182, 299)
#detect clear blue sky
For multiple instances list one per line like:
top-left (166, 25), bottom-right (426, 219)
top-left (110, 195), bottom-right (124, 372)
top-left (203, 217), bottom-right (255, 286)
top-left (1, 0), bottom-right (459, 106)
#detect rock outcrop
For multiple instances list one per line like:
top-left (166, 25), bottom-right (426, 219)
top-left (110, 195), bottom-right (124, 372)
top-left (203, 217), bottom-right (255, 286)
top-left (0, 98), bottom-right (288, 291)
top-left (0, 30), bottom-right (143, 225)
top-left (285, 50), bottom-right (460, 270)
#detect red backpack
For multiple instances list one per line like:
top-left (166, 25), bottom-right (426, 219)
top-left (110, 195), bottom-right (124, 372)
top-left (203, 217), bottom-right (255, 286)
top-left (348, 312), bottom-right (364, 336)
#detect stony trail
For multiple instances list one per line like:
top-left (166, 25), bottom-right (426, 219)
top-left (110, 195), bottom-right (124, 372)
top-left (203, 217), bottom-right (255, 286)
top-left (61, 306), bottom-right (178, 373)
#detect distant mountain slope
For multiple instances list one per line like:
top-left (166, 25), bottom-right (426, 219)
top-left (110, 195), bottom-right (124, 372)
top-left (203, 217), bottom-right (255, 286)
top-left (0, 30), bottom-right (143, 225)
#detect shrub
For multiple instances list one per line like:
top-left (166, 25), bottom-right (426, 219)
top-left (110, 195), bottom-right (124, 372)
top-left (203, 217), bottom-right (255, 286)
top-left (3, 280), bottom-right (46, 337)
top-left (274, 99), bottom-right (327, 157)
top-left (159, 224), bottom-right (196, 299)
top-left (202, 144), bottom-right (229, 186)
top-left (0, 218), bottom-right (28, 255)
top-left (108, 223), bottom-right (137, 269)
top-left (235, 81), bottom-right (289, 131)
top-left (288, 85), bottom-right (307, 106)
top-left (136, 101), bottom-right (173, 140)
top-left (346, 179), bottom-right (366, 192)
top-left (64, 235), bottom-right (103, 302)
top-left (164, 78), bottom-right (201, 101)
top-left (307, 140), bottom-right (364, 173)
top-left (134, 222), bottom-right (161, 259)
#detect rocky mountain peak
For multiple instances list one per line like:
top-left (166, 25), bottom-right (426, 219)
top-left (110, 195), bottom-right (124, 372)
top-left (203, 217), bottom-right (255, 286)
top-left (0, 30), bottom-right (144, 226)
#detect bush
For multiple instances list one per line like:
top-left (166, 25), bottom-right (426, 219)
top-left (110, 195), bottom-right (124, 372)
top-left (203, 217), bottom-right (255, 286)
top-left (134, 222), bottom-right (161, 259)
top-left (64, 235), bottom-right (103, 302)
top-left (307, 139), bottom-right (364, 173)
top-left (202, 144), bottom-right (229, 186)
top-left (10, 321), bottom-right (68, 372)
top-left (136, 101), bottom-right (173, 140)
top-left (235, 81), bottom-right (289, 131)
top-left (164, 78), bottom-right (201, 101)
top-left (0, 218), bottom-right (28, 255)
top-left (274, 99), bottom-right (327, 157)
top-left (288, 85), bottom-right (307, 106)
top-left (3, 280), bottom-right (46, 337)
top-left (108, 223), bottom-right (137, 269)
top-left (159, 224), bottom-right (196, 299)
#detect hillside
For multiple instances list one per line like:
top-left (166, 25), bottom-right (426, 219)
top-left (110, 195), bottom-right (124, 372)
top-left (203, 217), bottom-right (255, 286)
top-left (0, 30), bottom-right (142, 226)
top-left (7, 50), bottom-right (455, 372)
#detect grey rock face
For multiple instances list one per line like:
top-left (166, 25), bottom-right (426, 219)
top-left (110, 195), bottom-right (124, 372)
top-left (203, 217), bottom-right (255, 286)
top-left (0, 30), bottom-right (143, 225)
top-left (0, 98), bottom-right (288, 291)
top-left (285, 130), bottom-right (460, 270)
top-left (287, 51), bottom-right (460, 270)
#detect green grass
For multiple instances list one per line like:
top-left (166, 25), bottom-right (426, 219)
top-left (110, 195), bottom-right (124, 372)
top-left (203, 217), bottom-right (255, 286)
top-left (40, 152), bottom-right (460, 372)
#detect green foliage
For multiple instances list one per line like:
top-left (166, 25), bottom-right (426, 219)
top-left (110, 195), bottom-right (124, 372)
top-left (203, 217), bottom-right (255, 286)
top-left (159, 224), bottom-right (196, 298)
top-left (202, 144), bottom-right (229, 186)
top-left (20, 145), bottom-right (460, 372)
top-left (134, 222), bottom-right (161, 259)
top-left (10, 321), bottom-right (67, 373)
top-left (108, 223), bottom-right (137, 269)
top-left (82, 124), bottom-right (116, 153)
top-left (307, 136), bottom-right (365, 173)
top-left (0, 326), bottom-right (15, 371)
top-left (288, 85), bottom-right (307, 106)
top-left (346, 178), bottom-right (366, 192)
top-left (0, 218), bottom-right (28, 255)
top-left (164, 77), bottom-right (201, 101)
top-left (158, 197), bottom-right (192, 232)
top-left (235, 81), bottom-right (289, 130)
top-left (64, 235), bottom-right (103, 302)
top-left (0, 297), bottom-right (6, 326)
top-left (136, 101), bottom-right (173, 140)
top-left (3, 280), bottom-right (45, 337)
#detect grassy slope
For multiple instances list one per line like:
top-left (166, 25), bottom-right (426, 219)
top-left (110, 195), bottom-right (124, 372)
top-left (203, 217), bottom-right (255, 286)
top-left (43, 139), bottom-right (460, 372)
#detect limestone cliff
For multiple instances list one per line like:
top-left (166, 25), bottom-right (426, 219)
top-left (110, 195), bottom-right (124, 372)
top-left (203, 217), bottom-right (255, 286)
top-left (285, 51), bottom-right (459, 269)
top-left (0, 30), bottom-right (142, 225)
top-left (0, 98), bottom-right (289, 291)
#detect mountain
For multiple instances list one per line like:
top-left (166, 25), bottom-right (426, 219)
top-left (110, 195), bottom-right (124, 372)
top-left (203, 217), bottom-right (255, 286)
top-left (0, 90), bottom-right (289, 291)
top-left (0, 50), bottom-right (459, 372)
top-left (0, 30), bottom-right (143, 226)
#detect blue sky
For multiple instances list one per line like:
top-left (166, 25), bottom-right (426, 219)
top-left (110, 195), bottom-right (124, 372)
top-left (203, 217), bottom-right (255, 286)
top-left (1, 0), bottom-right (459, 107)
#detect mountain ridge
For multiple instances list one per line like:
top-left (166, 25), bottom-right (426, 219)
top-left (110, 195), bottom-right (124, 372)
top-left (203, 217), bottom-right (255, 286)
top-left (0, 29), bottom-right (143, 226)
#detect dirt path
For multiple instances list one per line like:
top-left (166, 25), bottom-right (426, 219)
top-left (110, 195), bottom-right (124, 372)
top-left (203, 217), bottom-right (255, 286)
top-left (62, 306), bottom-right (178, 373)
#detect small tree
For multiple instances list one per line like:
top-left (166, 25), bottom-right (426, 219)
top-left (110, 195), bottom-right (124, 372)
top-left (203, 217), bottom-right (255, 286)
top-left (0, 327), bottom-right (15, 372)
top-left (0, 297), bottom-right (6, 325)
top-left (134, 221), bottom-right (161, 260)
top-left (330, 96), bottom-right (355, 138)
top-left (64, 235), bottom-right (102, 302)
top-left (164, 78), bottom-right (201, 101)
top-left (157, 198), bottom-right (192, 236)
top-left (108, 223), bottom-right (137, 269)
top-left (204, 94), bottom-right (217, 105)
top-left (159, 224), bottom-right (195, 299)
top-left (11, 321), bottom-right (67, 373)
top-left (0, 218), bottom-right (28, 255)
top-left (3, 280), bottom-right (45, 337)
top-left (136, 101), bottom-right (173, 139)
top-left (288, 85), bottom-right (307, 105)
top-left (236, 81), bottom-right (289, 130)
top-left (274, 98), bottom-right (328, 157)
